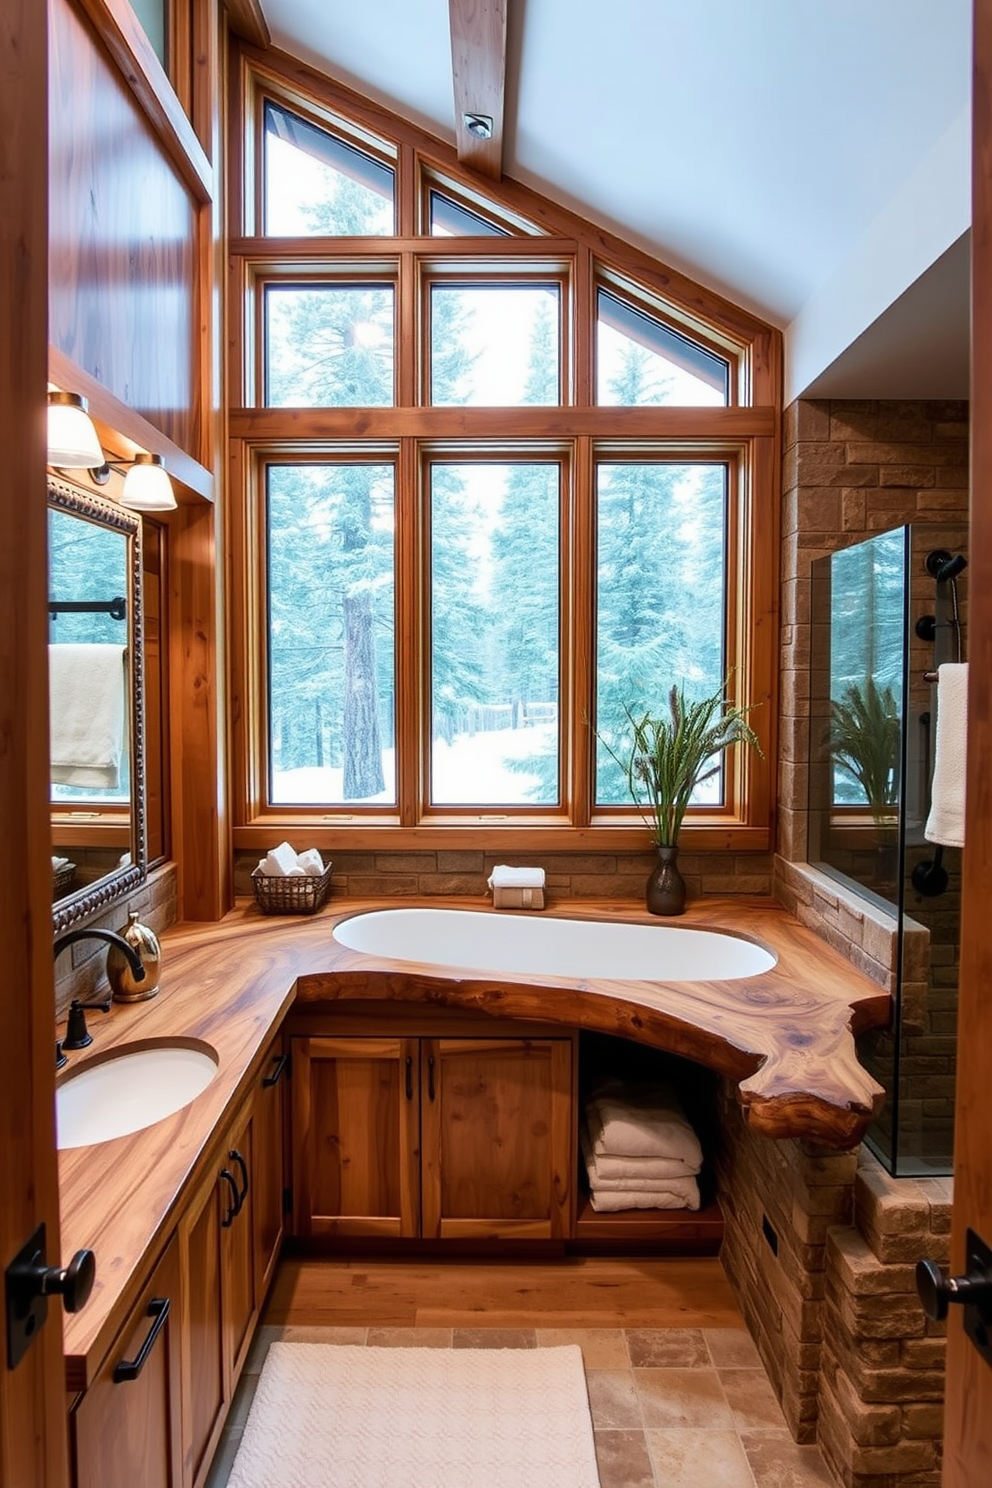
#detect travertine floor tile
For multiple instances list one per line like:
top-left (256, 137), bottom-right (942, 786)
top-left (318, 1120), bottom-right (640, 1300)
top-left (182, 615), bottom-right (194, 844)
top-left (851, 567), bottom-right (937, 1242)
top-left (634, 1366), bottom-right (734, 1430)
top-left (451, 1326), bottom-right (536, 1348)
top-left (366, 1326), bottom-right (453, 1347)
top-left (594, 1429), bottom-right (656, 1488)
top-left (626, 1327), bottom-right (709, 1368)
top-left (742, 1431), bottom-right (838, 1487)
top-left (703, 1326), bottom-right (763, 1369)
top-left (537, 1326), bottom-right (628, 1369)
top-left (720, 1366), bottom-right (792, 1434)
top-left (586, 1369), bottom-right (645, 1429)
top-left (646, 1427), bottom-right (757, 1488)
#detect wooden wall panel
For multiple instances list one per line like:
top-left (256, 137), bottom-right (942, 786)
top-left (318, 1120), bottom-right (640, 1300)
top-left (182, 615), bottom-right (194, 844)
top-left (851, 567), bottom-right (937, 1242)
top-left (0, 1), bottom-right (71, 1483)
top-left (48, 0), bottom-right (199, 457)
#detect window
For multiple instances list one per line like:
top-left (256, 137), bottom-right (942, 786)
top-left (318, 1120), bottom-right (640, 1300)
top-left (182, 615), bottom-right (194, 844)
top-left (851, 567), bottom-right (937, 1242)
top-left (231, 63), bottom-right (778, 848)
top-left (263, 102), bottom-right (395, 236)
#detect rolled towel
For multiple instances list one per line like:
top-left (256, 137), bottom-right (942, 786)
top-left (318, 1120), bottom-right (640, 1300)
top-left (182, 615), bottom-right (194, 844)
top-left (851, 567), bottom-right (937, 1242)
top-left (259, 841), bottom-right (302, 877)
top-left (487, 864), bottom-right (546, 888)
top-left (588, 1179), bottom-right (700, 1213)
top-left (586, 1083), bottom-right (703, 1168)
top-left (297, 848), bottom-right (325, 877)
top-left (925, 662), bottom-right (967, 848)
top-left (580, 1125), bottom-right (700, 1187)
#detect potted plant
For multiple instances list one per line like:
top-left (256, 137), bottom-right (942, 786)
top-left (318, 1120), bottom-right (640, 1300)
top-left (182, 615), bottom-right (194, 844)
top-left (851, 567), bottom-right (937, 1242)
top-left (827, 677), bottom-right (901, 886)
top-left (600, 677), bottom-right (762, 915)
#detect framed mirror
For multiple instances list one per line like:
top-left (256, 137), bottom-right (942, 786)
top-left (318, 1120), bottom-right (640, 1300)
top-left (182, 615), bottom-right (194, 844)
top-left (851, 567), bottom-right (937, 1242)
top-left (48, 475), bottom-right (147, 931)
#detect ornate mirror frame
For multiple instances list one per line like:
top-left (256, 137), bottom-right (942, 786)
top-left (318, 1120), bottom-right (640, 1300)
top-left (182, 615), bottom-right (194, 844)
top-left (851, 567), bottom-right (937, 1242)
top-left (49, 475), bottom-right (148, 933)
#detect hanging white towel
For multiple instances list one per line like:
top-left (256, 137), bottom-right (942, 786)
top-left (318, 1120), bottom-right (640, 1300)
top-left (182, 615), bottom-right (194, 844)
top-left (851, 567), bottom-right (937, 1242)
top-left (925, 662), bottom-right (968, 848)
top-left (49, 644), bottom-right (126, 789)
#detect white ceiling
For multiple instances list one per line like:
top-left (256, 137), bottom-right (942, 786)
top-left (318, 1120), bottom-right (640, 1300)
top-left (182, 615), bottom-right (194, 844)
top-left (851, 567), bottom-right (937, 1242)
top-left (262, 0), bottom-right (973, 400)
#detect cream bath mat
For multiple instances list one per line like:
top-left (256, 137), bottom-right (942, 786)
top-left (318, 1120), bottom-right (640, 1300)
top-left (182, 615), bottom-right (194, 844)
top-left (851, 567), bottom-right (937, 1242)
top-left (227, 1342), bottom-right (600, 1488)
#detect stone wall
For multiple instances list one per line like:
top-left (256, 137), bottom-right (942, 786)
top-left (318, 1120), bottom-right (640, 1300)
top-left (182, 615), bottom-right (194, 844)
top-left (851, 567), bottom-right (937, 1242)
top-left (717, 1086), bottom-right (950, 1488)
top-left (54, 862), bottom-right (177, 1021)
top-left (233, 847), bottom-right (774, 902)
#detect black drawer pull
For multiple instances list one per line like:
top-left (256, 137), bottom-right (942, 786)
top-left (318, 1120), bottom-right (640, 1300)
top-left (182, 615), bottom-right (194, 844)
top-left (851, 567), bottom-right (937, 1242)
top-left (405, 1055), bottom-right (413, 1101)
top-left (220, 1168), bottom-right (240, 1227)
top-left (428, 1054), bottom-right (436, 1103)
top-left (230, 1148), bottom-right (249, 1208)
top-left (113, 1297), bottom-right (170, 1383)
top-left (262, 1053), bottom-right (289, 1088)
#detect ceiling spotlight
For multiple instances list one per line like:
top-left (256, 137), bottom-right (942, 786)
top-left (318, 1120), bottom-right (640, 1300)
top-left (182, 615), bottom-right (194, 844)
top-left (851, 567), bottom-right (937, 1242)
top-left (462, 113), bottom-right (494, 140)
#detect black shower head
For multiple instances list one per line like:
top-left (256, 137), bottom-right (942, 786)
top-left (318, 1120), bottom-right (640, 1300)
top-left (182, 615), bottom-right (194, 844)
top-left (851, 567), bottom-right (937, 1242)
top-left (936, 553), bottom-right (968, 583)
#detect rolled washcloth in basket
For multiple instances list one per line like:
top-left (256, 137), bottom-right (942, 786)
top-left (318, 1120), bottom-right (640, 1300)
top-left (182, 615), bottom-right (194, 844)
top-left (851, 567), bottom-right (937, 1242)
top-left (586, 1081), bottom-right (704, 1168)
top-left (258, 842), bottom-right (326, 877)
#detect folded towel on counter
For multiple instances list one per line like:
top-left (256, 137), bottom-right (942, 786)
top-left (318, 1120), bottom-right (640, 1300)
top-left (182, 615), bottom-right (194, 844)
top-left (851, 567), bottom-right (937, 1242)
top-left (49, 643), bottom-right (127, 789)
top-left (257, 842), bottom-right (326, 878)
top-left (925, 662), bottom-right (968, 848)
top-left (588, 1180), bottom-right (700, 1213)
top-left (586, 1081), bottom-right (703, 1167)
top-left (487, 864), bottom-right (546, 888)
top-left (580, 1126), bottom-right (701, 1187)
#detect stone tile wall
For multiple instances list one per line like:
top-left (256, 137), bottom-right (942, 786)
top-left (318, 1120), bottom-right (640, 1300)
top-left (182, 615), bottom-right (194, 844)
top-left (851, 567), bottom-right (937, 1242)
top-left (53, 863), bottom-right (178, 1020)
top-left (233, 848), bottom-right (774, 903)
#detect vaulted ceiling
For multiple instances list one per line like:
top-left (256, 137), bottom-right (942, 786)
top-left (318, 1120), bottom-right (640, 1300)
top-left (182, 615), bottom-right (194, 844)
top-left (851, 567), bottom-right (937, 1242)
top-left (259, 0), bottom-right (972, 401)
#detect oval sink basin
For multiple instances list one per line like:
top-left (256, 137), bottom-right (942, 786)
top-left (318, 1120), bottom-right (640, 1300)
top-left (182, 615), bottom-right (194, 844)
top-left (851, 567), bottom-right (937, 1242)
top-left (56, 1039), bottom-right (219, 1149)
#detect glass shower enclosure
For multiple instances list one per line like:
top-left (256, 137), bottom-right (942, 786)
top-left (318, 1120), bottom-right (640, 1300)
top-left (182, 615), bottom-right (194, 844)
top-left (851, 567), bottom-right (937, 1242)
top-left (808, 522), bottom-right (967, 1175)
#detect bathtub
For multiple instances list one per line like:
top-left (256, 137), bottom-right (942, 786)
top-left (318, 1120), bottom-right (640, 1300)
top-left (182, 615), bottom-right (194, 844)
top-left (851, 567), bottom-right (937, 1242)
top-left (332, 907), bottom-right (777, 982)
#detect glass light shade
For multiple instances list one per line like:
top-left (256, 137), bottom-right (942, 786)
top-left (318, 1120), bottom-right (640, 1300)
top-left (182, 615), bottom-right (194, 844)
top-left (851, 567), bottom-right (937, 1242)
top-left (47, 392), bottom-right (104, 468)
top-left (119, 453), bottom-right (177, 511)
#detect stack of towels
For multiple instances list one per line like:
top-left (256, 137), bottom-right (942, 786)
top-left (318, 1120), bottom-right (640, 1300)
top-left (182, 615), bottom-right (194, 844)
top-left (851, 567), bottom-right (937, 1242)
top-left (256, 841), bottom-right (326, 877)
top-left (581, 1080), bottom-right (703, 1212)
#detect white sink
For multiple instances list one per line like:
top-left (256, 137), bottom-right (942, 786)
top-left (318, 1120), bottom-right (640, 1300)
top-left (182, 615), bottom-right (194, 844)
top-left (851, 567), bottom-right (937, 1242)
top-left (56, 1039), bottom-right (219, 1149)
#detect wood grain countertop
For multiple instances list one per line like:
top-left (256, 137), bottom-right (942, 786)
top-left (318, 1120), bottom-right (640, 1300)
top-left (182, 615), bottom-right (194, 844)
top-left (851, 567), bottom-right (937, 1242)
top-left (57, 894), bottom-right (890, 1386)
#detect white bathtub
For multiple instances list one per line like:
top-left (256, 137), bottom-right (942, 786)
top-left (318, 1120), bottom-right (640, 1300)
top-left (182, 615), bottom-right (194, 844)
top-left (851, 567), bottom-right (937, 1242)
top-left (332, 907), bottom-right (776, 982)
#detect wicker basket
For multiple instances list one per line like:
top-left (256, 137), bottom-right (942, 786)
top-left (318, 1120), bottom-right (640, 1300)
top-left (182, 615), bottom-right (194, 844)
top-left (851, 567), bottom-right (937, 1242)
top-left (251, 862), bottom-right (333, 915)
top-left (53, 861), bottom-right (76, 899)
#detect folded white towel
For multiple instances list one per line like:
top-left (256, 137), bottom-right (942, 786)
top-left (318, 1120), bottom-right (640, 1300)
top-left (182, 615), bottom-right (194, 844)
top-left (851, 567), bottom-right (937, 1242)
top-left (296, 847), bottom-right (326, 877)
top-left (259, 841), bottom-right (303, 877)
top-left (49, 644), bottom-right (126, 789)
top-left (52, 856), bottom-right (71, 871)
top-left (925, 662), bottom-right (968, 848)
top-left (487, 864), bottom-right (546, 888)
top-left (588, 1179), bottom-right (700, 1212)
top-left (586, 1083), bottom-right (703, 1167)
top-left (580, 1125), bottom-right (701, 1185)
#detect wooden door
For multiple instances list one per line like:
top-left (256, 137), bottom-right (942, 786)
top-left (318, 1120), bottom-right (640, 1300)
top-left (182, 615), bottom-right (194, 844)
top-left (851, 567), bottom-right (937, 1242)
top-left (291, 1036), bottom-right (420, 1238)
top-left (180, 1167), bottom-right (226, 1487)
top-left (71, 1236), bottom-right (182, 1488)
top-left (943, 2), bottom-right (992, 1479)
top-left (0, 4), bottom-right (70, 1487)
top-left (253, 1045), bottom-right (287, 1301)
top-left (222, 1106), bottom-right (256, 1382)
top-left (420, 1038), bottom-right (573, 1241)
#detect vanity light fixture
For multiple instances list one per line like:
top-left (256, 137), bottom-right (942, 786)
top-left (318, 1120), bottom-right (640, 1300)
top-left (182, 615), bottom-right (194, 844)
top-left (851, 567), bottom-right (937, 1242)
top-left (91, 451), bottom-right (177, 512)
top-left (46, 391), bottom-right (104, 469)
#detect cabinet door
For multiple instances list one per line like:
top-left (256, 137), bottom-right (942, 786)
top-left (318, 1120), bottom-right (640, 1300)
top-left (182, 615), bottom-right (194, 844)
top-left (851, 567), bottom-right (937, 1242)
top-left (180, 1166), bottom-right (226, 1487)
top-left (223, 1104), bottom-right (256, 1382)
top-left (253, 1045), bottom-right (288, 1301)
top-left (291, 1036), bottom-right (420, 1238)
top-left (421, 1038), bottom-right (573, 1240)
top-left (72, 1235), bottom-right (182, 1488)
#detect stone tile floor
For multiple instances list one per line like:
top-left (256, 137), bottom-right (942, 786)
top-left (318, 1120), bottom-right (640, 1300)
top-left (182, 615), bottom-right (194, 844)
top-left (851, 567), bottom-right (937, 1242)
top-left (206, 1325), bottom-right (836, 1488)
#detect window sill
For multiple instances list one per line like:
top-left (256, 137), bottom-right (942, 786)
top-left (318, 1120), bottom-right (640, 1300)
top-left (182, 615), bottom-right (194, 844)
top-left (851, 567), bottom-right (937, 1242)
top-left (232, 822), bottom-right (771, 853)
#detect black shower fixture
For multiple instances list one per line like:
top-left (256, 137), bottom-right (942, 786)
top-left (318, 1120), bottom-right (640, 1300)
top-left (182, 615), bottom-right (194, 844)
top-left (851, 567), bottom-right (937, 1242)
top-left (924, 548), bottom-right (968, 583)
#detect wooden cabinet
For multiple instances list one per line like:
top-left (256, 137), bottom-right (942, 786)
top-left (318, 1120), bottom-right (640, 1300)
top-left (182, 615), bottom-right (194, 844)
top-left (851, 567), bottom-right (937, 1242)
top-left (291, 1031), bottom-right (574, 1242)
top-left (253, 1047), bottom-right (288, 1298)
top-left (71, 1235), bottom-right (183, 1488)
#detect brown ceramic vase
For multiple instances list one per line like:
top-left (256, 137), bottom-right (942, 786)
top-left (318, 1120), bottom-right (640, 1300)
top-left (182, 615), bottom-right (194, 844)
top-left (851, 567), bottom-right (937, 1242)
top-left (646, 844), bottom-right (686, 916)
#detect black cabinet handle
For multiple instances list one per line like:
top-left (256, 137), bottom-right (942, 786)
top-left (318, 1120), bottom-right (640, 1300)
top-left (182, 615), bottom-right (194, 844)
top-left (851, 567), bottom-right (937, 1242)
top-left (220, 1168), bottom-right (240, 1227)
top-left (262, 1053), bottom-right (289, 1088)
top-left (405, 1055), bottom-right (413, 1101)
top-left (230, 1148), bottom-right (249, 1209)
top-left (113, 1297), bottom-right (170, 1383)
top-left (428, 1054), bottom-right (436, 1103)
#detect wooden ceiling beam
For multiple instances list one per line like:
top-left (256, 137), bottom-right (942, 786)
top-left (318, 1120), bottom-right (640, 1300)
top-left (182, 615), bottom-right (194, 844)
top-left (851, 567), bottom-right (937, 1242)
top-left (225, 0), bottom-right (270, 49)
top-left (448, 0), bottom-right (506, 180)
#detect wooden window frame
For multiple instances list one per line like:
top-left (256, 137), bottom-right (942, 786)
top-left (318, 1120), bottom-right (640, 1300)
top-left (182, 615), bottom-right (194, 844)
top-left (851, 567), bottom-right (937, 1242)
top-left (256, 270), bottom-right (400, 409)
top-left (227, 49), bottom-right (780, 855)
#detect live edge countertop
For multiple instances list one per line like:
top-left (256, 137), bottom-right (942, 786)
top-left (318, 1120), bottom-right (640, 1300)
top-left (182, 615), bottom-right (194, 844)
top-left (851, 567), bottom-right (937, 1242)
top-left (57, 894), bottom-right (890, 1388)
